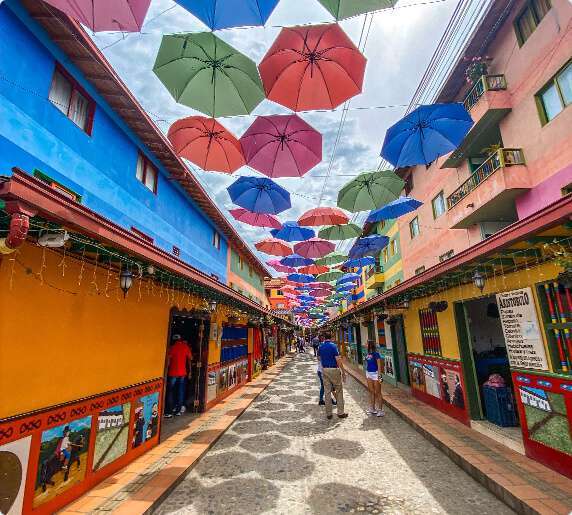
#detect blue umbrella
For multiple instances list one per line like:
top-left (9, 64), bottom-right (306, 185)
top-left (381, 103), bottom-right (473, 168)
top-left (287, 273), bottom-right (315, 283)
top-left (298, 294), bottom-right (315, 301)
top-left (280, 254), bottom-right (314, 267)
top-left (336, 283), bottom-right (355, 291)
top-left (367, 196), bottom-right (423, 222)
top-left (295, 286), bottom-right (311, 291)
top-left (228, 177), bottom-right (290, 214)
top-left (342, 256), bottom-right (376, 269)
top-left (337, 273), bottom-right (360, 284)
top-left (271, 222), bottom-right (315, 242)
top-left (349, 235), bottom-right (389, 258)
top-left (175, 0), bottom-right (280, 30)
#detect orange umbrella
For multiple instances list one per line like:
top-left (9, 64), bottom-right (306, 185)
top-left (168, 116), bottom-right (244, 173)
top-left (254, 237), bottom-right (292, 256)
top-left (298, 264), bottom-right (329, 274)
top-left (298, 207), bottom-right (349, 226)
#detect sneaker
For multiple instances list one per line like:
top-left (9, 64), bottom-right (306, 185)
top-left (332, 400), bottom-right (337, 406)
top-left (366, 408), bottom-right (376, 415)
top-left (319, 400), bottom-right (325, 406)
top-left (180, 405), bottom-right (186, 414)
top-left (376, 410), bottom-right (385, 417)
top-left (164, 413), bottom-right (173, 419)
top-left (327, 415), bottom-right (333, 420)
top-left (174, 411), bottom-right (182, 417)
top-left (337, 413), bottom-right (349, 419)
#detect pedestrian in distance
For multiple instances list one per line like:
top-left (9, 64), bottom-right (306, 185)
top-left (165, 334), bottom-right (193, 418)
top-left (311, 335), bottom-right (320, 356)
top-left (365, 340), bottom-right (385, 417)
top-left (318, 331), bottom-right (348, 420)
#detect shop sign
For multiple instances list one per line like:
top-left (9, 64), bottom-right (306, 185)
top-left (496, 287), bottom-right (548, 370)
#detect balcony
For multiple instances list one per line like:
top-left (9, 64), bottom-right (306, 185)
top-left (365, 265), bottom-right (384, 289)
top-left (442, 75), bottom-right (511, 169)
top-left (447, 148), bottom-right (531, 229)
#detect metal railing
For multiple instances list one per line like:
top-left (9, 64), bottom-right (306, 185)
top-left (463, 74), bottom-right (507, 111)
top-left (447, 148), bottom-right (525, 209)
top-left (365, 265), bottom-right (384, 280)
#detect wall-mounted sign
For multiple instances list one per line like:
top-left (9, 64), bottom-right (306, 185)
top-left (496, 287), bottom-right (548, 371)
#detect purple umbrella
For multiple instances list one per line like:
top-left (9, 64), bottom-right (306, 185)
top-left (240, 114), bottom-right (322, 178)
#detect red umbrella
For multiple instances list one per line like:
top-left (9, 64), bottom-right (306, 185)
top-left (310, 288), bottom-right (331, 297)
top-left (230, 208), bottom-right (282, 229)
top-left (298, 264), bottom-right (329, 275)
top-left (168, 117), bottom-right (244, 173)
top-left (312, 282), bottom-right (333, 290)
top-left (255, 238), bottom-right (292, 256)
top-left (298, 207), bottom-right (349, 226)
top-left (281, 284), bottom-right (297, 292)
top-left (259, 24), bottom-right (367, 111)
top-left (294, 238), bottom-right (335, 258)
top-left (266, 260), bottom-right (295, 273)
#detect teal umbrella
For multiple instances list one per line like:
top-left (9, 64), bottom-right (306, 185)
top-left (318, 0), bottom-right (397, 20)
top-left (318, 223), bottom-right (362, 241)
top-left (153, 32), bottom-right (265, 117)
top-left (337, 170), bottom-right (404, 213)
top-left (316, 270), bottom-right (344, 282)
top-left (315, 252), bottom-right (347, 266)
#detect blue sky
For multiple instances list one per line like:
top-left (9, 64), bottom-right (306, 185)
top-left (90, 0), bottom-right (458, 263)
top-left (41, 415), bottom-right (92, 443)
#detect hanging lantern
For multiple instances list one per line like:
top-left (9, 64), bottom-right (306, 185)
top-left (401, 297), bottom-right (410, 309)
top-left (119, 268), bottom-right (133, 298)
top-left (472, 270), bottom-right (486, 292)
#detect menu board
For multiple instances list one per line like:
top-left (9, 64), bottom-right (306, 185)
top-left (496, 287), bottom-right (548, 370)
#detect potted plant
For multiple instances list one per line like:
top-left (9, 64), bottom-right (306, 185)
top-left (465, 56), bottom-right (491, 85)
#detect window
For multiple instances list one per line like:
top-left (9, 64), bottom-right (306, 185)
top-left (439, 249), bottom-right (454, 262)
top-left (136, 154), bottom-right (158, 193)
top-left (248, 265), bottom-right (253, 277)
top-left (276, 290), bottom-right (283, 296)
top-left (415, 266), bottom-right (426, 275)
top-left (212, 230), bottom-right (221, 250)
top-left (382, 248), bottom-right (389, 264)
top-left (537, 61), bottom-right (572, 124)
top-left (419, 308), bottom-right (442, 356)
top-left (409, 217), bottom-right (420, 239)
top-left (432, 191), bottom-right (446, 218)
top-left (48, 66), bottom-right (94, 133)
top-left (562, 183), bottom-right (572, 196)
top-left (172, 246), bottom-right (180, 257)
top-left (390, 239), bottom-right (397, 257)
top-left (515, 0), bottom-right (551, 45)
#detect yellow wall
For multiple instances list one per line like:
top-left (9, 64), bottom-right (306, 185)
top-left (0, 244), bottom-right (172, 418)
top-left (401, 260), bottom-right (560, 365)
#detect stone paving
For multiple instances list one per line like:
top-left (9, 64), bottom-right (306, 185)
top-left (156, 354), bottom-right (514, 515)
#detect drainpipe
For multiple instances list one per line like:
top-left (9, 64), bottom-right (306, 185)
top-left (0, 201), bottom-right (36, 254)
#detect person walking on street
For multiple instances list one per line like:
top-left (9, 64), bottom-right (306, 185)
top-left (316, 351), bottom-right (337, 406)
top-left (311, 335), bottom-right (320, 356)
top-left (318, 331), bottom-right (348, 420)
top-left (365, 340), bottom-right (385, 416)
top-left (165, 334), bottom-right (192, 418)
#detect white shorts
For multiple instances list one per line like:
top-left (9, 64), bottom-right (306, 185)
top-left (366, 371), bottom-right (379, 381)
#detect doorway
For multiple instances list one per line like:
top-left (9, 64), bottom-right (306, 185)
top-left (390, 316), bottom-right (410, 386)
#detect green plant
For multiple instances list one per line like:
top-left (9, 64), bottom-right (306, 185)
top-left (481, 143), bottom-right (502, 157)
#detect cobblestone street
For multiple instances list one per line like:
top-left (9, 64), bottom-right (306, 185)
top-left (156, 354), bottom-right (514, 515)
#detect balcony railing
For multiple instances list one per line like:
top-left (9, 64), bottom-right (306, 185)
top-left (447, 148), bottom-right (525, 209)
top-left (463, 74), bottom-right (507, 112)
top-left (365, 265), bottom-right (383, 280)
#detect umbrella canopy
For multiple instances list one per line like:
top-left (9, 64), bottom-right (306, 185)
top-left (318, 223), bottom-right (362, 240)
top-left (153, 32), bottom-right (265, 117)
top-left (298, 264), bottom-right (329, 275)
top-left (342, 256), bottom-right (376, 269)
top-left (298, 207), bottom-right (349, 227)
top-left (259, 24), bottom-right (366, 111)
top-left (229, 208), bottom-right (282, 229)
top-left (336, 283), bottom-right (355, 291)
top-left (255, 237), bottom-right (292, 256)
top-left (317, 0), bottom-right (397, 19)
top-left (168, 117), bottom-right (244, 173)
top-left (266, 260), bottom-right (295, 273)
top-left (337, 170), bottom-right (404, 212)
top-left (294, 238), bottom-right (336, 259)
top-left (315, 252), bottom-right (347, 266)
top-left (366, 196), bottom-right (423, 222)
top-left (316, 269), bottom-right (344, 282)
top-left (44, 0), bottom-right (151, 32)
top-left (381, 103), bottom-right (474, 168)
top-left (240, 115), bottom-right (322, 178)
top-left (287, 273), bottom-right (315, 283)
top-left (280, 254), bottom-right (314, 267)
top-left (310, 288), bottom-right (331, 297)
top-left (228, 177), bottom-right (291, 214)
top-left (349, 235), bottom-right (389, 258)
top-left (271, 221), bottom-right (315, 242)
top-left (174, 0), bottom-right (280, 30)
top-left (338, 272), bottom-right (360, 284)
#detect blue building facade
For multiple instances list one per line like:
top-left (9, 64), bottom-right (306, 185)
top-left (0, 0), bottom-right (228, 281)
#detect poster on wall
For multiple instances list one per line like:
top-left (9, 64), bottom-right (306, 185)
top-left (496, 287), bottom-right (549, 370)
top-left (93, 403), bottom-right (131, 471)
top-left (383, 353), bottom-right (395, 378)
top-left (33, 416), bottom-right (92, 508)
top-left (132, 393), bottom-right (159, 449)
top-left (409, 361), bottom-right (426, 393)
top-left (0, 436), bottom-right (32, 515)
top-left (209, 322), bottom-right (219, 344)
top-left (441, 369), bottom-right (465, 409)
top-left (423, 364), bottom-right (441, 399)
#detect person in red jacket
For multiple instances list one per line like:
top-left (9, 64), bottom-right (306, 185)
top-left (165, 334), bottom-right (192, 418)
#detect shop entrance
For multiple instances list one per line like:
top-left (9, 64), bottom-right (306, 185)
top-left (389, 316), bottom-right (410, 386)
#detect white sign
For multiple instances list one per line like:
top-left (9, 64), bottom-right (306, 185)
top-left (496, 287), bottom-right (548, 370)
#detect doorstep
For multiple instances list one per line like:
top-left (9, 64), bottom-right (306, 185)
top-left (343, 359), bottom-right (572, 515)
top-left (58, 356), bottom-right (293, 515)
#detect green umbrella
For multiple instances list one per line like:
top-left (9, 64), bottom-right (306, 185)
top-left (153, 32), bottom-right (265, 117)
top-left (337, 170), bottom-right (404, 213)
top-left (319, 223), bottom-right (362, 240)
top-left (317, 0), bottom-right (397, 20)
top-left (316, 269), bottom-right (344, 282)
top-left (315, 252), bottom-right (347, 266)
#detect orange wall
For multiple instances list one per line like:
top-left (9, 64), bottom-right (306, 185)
top-left (0, 244), bottom-right (172, 418)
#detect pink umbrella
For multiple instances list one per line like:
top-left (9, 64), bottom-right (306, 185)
top-left (298, 207), bottom-right (349, 226)
top-left (255, 238), bottom-right (292, 256)
top-left (44, 0), bottom-right (151, 32)
top-left (310, 289), bottom-right (331, 297)
top-left (231, 208), bottom-right (282, 229)
top-left (240, 114), bottom-right (322, 178)
top-left (266, 260), bottom-right (295, 273)
top-left (298, 264), bottom-right (329, 275)
top-left (312, 282), bottom-right (333, 290)
top-left (294, 238), bottom-right (335, 259)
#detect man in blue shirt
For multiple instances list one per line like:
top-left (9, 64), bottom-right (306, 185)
top-left (318, 332), bottom-right (348, 420)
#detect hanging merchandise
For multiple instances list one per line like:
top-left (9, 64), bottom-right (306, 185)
top-left (254, 237), bottom-right (292, 256)
top-left (229, 208), bottom-right (282, 229)
top-left (366, 196), bottom-right (423, 222)
top-left (298, 207), bottom-right (349, 227)
top-left (381, 103), bottom-right (474, 168)
top-left (337, 170), bottom-right (404, 212)
top-left (294, 238), bottom-right (335, 259)
top-left (259, 24), bottom-right (366, 111)
top-left (154, 32), bottom-right (265, 117)
top-left (240, 115), bottom-right (322, 178)
top-left (318, 223), bottom-right (362, 240)
top-left (168, 117), bottom-right (244, 173)
top-left (349, 235), bottom-right (389, 258)
top-left (43, 0), bottom-right (151, 32)
top-left (317, 0), bottom-right (397, 20)
top-left (227, 176), bottom-right (291, 214)
top-left (315, 252), bottom-right (347, 266)
top-left (271, 221), bottom-right (315, 242)
top-left (280, 254), bottom-right (314, 267)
